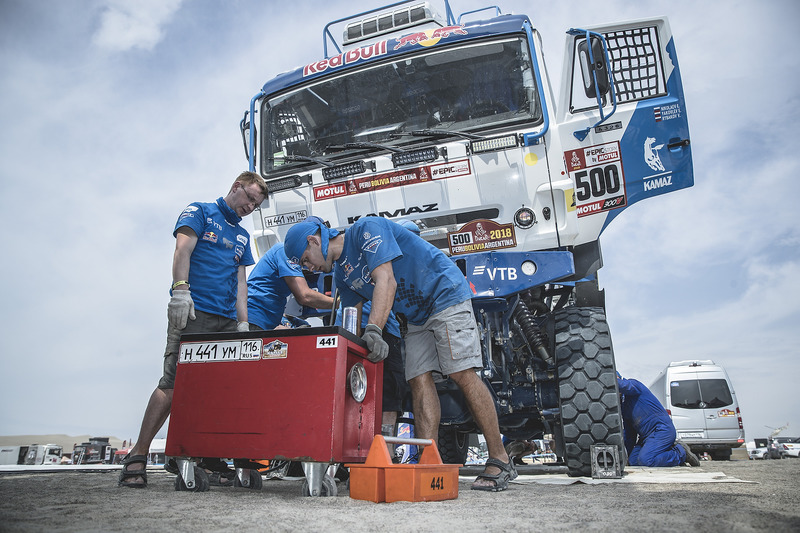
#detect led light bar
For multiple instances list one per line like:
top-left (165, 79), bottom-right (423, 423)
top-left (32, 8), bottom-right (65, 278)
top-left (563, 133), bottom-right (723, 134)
top-left (392, 147), bottom-right (439, 167)
top-left (323, 160), bottom-right (366, 181)
top-left (470, 134), bottom-right (519, 154)
top-left (344, 3), bottom-right (433, 44)
top-left (267, 175), bottom-right (304, 193)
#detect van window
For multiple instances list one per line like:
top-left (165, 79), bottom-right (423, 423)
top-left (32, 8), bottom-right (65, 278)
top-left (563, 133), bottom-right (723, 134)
top-left (670, 379), bottom-right (733, 409)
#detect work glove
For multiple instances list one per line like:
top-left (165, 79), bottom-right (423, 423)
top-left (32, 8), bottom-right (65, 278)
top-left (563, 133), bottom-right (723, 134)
top-left (361, 324), bottom-right (388, 363)
top-left (237, 321), bottom-right (250, 332)
top-left (168, 290), bottom-right (196, 330)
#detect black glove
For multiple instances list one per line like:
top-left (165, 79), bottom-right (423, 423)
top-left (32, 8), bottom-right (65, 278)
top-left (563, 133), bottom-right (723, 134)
top-left (361, 324), bottom-right (388, 363)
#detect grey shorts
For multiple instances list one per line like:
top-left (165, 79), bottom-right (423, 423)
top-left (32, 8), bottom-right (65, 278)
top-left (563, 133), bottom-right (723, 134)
top-left (404, 299), bottom-right (482, 381)
top-left (158, 310), bottom-right (237, 389)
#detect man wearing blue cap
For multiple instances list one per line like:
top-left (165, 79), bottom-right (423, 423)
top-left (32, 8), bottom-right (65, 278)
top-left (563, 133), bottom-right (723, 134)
top-left (617, 372), bottom-right (700, 467)
top-left (246, 242), bottom-right (334, 330)
top-left (284, 216), bottom-right (515, 491)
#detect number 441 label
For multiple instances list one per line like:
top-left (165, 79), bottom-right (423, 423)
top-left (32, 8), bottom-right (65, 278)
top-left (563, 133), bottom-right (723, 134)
top-left (419, 472), bottom-right (457, 498)
top-left (316, 336), bottom-right (338, 348)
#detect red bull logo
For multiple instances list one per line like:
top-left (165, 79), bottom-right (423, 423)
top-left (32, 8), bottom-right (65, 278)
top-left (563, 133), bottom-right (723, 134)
top-left (303, 41), bottom-right (388, 77)
top-left (393, 25), bottom-right (468, 50)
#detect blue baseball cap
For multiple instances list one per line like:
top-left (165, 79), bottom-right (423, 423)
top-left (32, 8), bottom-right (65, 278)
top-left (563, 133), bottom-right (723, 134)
top-left (399, 219), bottom-right (421, 235)
top-left (284, 216), bottom-right (338, 264)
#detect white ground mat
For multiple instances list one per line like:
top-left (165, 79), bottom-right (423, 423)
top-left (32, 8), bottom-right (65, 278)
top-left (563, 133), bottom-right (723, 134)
top-left (461, 466), bottom-right (755, 485)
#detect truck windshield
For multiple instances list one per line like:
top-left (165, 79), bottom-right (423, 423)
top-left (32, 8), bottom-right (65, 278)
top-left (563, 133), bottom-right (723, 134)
top-left (263, 36), bottom-right (541, 172)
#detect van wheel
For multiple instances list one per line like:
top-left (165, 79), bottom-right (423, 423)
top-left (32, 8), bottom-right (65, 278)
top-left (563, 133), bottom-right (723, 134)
top-left (710, 449), bottom-right (731, 461)
top-left (554, 307), bottom-right (625, 477)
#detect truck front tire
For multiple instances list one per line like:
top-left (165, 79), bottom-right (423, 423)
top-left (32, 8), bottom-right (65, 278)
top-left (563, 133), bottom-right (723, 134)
top-left (554, 307), bottom-right (625, 477)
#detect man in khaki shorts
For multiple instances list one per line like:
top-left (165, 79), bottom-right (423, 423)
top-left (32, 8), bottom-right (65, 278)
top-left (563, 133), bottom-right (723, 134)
top-left (118, 171), bottom-right (267, 488)
top-left (284, 216), bottom-right (515, 491)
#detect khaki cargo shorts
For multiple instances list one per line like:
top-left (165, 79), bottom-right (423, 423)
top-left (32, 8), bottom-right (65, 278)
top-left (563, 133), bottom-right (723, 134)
top-left (404, 299), bottom-right (482, 381)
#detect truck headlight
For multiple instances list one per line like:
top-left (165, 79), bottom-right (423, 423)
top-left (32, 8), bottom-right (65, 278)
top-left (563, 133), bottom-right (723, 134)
top-left (348, 362), bottom-right (367, 403)
top-left (514, 207), bottom-right (536, 228)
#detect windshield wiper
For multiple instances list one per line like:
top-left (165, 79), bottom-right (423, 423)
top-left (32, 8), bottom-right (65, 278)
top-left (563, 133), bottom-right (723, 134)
top-left (279, 154), bottom-right (334, 167)
top-left (326, 142), bottom-right (405, 154)
top-left (408, 129), bottom-right (484, 141)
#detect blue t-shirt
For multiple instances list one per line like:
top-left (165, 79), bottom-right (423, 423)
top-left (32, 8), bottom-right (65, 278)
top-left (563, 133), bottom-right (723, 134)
top-left (174, 197), bottom-right (254, 320)
top-left (334, 217), bottom-right (471, 325)
top-left (247, 243), bottom-right (304, 330)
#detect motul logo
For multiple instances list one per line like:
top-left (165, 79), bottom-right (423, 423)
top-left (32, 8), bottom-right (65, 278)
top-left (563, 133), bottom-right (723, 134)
top-left (313, 184), bottom-right (347, 201)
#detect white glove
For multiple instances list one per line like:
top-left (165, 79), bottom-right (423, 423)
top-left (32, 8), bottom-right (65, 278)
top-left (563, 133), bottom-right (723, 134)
top-left (168, 290), bottom-right (195, 329)
top-left (361, 324), bottom-right (388, 363)
top-left (237, 321), bottom-right (250, 332)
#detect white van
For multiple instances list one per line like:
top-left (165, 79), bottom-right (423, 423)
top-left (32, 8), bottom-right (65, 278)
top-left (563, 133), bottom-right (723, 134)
top-left (649, 360), bottom-right (744, 460)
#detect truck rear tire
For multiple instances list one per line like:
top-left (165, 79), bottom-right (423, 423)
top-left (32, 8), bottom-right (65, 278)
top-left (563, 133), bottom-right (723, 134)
top-left (554, 307), bottom-right (625, 477)
top-left (438, 426), bottom-right (469, 464)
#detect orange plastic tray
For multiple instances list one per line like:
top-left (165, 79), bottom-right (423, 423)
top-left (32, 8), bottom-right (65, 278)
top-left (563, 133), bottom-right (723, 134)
top-left (346, 435), bottom-right (460, 503)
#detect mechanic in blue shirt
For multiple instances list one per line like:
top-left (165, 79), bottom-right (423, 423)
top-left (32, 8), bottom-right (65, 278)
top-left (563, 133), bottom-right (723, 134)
top-left (119, 171), bottom-right (267, 489)
top-left (284, 216), bottom-right (515, 491)
top-left (247, 242), bottom-right (333, 330)
top-left (617, 373), bottom-right (700, 467)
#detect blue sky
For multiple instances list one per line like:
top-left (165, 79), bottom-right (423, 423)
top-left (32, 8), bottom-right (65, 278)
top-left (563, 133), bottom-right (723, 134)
top-left (1, 0), bottom-right (798, 445)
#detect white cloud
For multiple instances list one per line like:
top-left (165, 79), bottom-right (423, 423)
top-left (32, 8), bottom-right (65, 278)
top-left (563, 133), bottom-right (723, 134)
top-left (92, 0), bottom-right (183, 52)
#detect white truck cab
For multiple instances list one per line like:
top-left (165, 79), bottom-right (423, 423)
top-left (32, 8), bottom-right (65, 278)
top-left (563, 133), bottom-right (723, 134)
top-left (240, 0), bottom-right (694, 477)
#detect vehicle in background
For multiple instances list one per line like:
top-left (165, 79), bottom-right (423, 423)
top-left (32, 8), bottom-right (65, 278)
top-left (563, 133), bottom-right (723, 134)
top-left (767, 436), bottom-right (799, 459)
top-left (0, 444), bottom-right (62, 465)
top-left (0, 445), bottom-right (28, 465)
top-left (72, 437), bottom-right (115, 465)
top-left (748, 438), bottom-right (768, 460)
top-left (649, 360), bottom-right (744, 460)
top-left (780, 438), bottom-right (800, 458)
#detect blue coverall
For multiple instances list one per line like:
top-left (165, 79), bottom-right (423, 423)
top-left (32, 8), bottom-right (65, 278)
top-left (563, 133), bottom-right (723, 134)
top-left (618, 377), bottom-right (687, 467)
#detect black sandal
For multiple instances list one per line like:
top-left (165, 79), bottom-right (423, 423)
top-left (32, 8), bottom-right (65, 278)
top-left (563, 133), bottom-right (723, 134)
top-left (471, 457), bottom-right (518, 492)
top-left (199, 458), bottom-right (235, 486)
top-left (118, 454), bottom-right (148, 488)
top-left (207, 471), bottom-right (234, 486)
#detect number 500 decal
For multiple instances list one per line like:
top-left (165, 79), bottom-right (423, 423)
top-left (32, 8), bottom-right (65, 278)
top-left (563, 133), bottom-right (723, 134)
top-left (565, 142), bottom-right (627, 218)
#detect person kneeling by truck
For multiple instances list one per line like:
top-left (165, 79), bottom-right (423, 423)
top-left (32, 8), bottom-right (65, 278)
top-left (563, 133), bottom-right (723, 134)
top-left (618, 373), bottom-right (700, 467)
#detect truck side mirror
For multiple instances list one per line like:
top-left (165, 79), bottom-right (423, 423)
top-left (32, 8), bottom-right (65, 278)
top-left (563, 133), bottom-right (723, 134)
top-left (578, 36), bottom-right (610, 99)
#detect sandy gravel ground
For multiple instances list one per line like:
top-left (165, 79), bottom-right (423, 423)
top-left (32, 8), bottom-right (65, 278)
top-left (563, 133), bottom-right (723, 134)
top-left (1, 458), bottom-right (798, 532)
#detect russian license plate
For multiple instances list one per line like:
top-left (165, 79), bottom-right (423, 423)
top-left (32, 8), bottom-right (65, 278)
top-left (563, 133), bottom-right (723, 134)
top-left (679, 432), bottom-right (704, 439)
top-left (179, 339), bottom-right (262, 363)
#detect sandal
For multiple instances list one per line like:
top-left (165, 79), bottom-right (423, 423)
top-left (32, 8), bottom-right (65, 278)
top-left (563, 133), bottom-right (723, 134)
top-left (118, 454), bottom-right (148, 488)
top-left (199, 458), bottom-right (235, 487)
top-left (164, 457), bottom-right (179, 475)
top-left (471, 457), bottom-right (518, 492)
top-left (208, 471), bottom-right (235, 487)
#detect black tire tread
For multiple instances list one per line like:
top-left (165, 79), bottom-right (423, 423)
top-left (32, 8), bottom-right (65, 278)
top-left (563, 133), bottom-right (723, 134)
top-left (555, 306), bottom-right (624, 477)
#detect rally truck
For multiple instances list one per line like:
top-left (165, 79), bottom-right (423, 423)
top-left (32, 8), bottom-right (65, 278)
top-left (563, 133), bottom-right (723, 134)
top-left (240, 0), bottom-right (693, 476)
